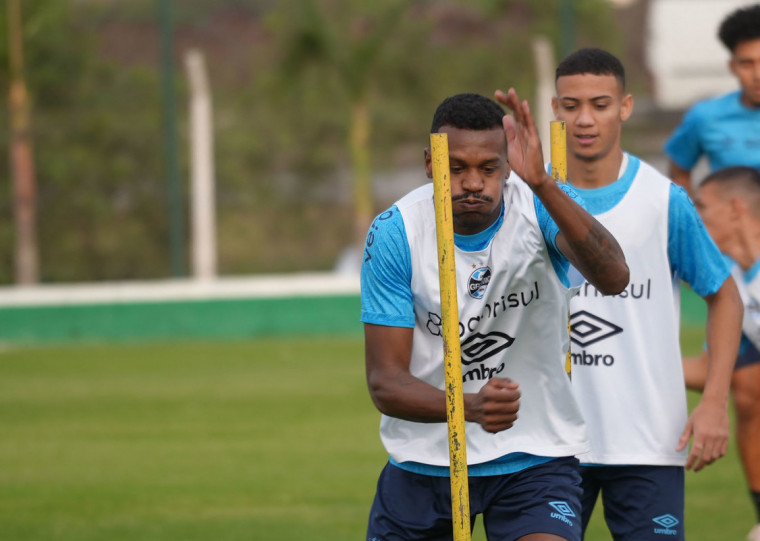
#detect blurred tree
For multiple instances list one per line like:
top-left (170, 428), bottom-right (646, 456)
top-left (6, 0), bottom-right (39, 284)
top-left (0, 0), bottom-right (619, 283)
top-left (271, 0), bottom-right (408, 263)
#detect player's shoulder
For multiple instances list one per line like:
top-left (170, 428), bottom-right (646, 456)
top-left (384, 183), bottom-right (433, 238)
top-left (688, 90), bottom-right (741, 117)
top-left (395, 183), bottom-right (433, 211)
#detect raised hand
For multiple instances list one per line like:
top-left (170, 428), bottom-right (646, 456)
top-left (494, 88), bottom-right (552, 191)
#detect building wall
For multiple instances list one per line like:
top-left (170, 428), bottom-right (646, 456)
top-left (646, 0), bottom-right (746, 110)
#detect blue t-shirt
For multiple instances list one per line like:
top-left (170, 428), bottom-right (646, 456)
top-left (664, 90), bottom-right (760, 172)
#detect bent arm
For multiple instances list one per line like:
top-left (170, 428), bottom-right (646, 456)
top-left (683, 350), bottom-right (708, 391)
top-left (701, 277), bottom-right (742, 404)
top-left (678, 277), bottom-right (743, 471)
top-left (538, 182), bottom-right (629, 295)
top-left (365, 323), bottom-right (446, 422)
top-left (364, 323), bottom-right (520, 433)
top-left (494, 87), bottom-right (628, 295)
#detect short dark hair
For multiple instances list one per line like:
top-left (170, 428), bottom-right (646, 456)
top-left (718, 4), bottom-right (760, 52)
top-left (555, 48), bottom-right (625, 91)
top-left (701, 166), bottom-right (760, 192)
top-left (430, 93), bottom-right (505, 133)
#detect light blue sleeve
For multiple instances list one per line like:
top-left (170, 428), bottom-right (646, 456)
top-left (664, 106), bottom-right (703, 170)
top-left (533, 183), bottom-right (586, 286)
top-left (667, 184), bottom-right (730, 296)
top-left (360, 206), bottom-right (415, 328)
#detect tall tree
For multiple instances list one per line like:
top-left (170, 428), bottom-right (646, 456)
top-left (273, 0), bottom-right (408, 266)
top-left (6, 0), bottom-right (39, 284)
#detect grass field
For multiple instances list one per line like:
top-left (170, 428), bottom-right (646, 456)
top-left (0, 330), bottom-right (753, 540)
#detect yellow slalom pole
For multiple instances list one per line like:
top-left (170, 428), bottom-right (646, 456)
top-left (550, 120), bottom-right (567, 184)
top-left (550, 120), bottom-right (573, 376)
top-left (430, 133), bottom-right (471, 541)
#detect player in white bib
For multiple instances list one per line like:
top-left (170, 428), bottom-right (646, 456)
top-left (362, 91), bottom-right (629, 540)
top-left (552, 48), bottom-right (743, 541)
top-left (686, 166), bottom-right (760, 541)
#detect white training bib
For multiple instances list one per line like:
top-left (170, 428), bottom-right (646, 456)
top-left (379, 175), bottom-right (588, 466)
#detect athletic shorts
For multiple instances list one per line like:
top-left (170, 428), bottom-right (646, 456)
top-left (579, 465), bottom-right (685, 541)
top-left (366, 456), bottom-right (582, 541)
top-left (736, 337), bottom-right (760, 370)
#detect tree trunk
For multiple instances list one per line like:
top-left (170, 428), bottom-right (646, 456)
top-left (7, 0), bottom-right (39, 285)
top-left (350, 94), bottom-right (373, 269)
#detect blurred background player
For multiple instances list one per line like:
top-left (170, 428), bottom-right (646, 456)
top-left (686, 165), bottom-right (760, 541)
top-left (553, 47), bottom-right (743, 541)
top-left (361, 91), bottom-right (628, 540)
top-left (664, 3), bottom-right (760, 196)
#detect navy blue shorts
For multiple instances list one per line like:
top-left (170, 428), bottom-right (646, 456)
top-left (366, 456), bottom-right (582, 541)
top-left (736, 338), bottom-right (760, 370)
top-left (579, 465), bottom-right (684, 541)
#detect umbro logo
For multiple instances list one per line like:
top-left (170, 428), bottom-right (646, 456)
top-left (549, 501), bottom-right (575, 517)
top-left (549, 500), bottom-right (575, 527)
top-left (461, 332), bottom-right (514, 365)
top-left (652, 514), bottom-right (679, 529)
top-left (569, 310), bottom-right (623, 347)
top-left (652, 513), bottom-right (679, 535)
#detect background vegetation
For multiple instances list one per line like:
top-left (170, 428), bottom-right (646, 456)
top-left (0, 0), bottom-right (627, 283)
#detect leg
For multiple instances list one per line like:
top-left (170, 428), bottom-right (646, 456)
top-left (366, 462), bottom-right (460, 541)
top-left (732, 364), bottom-right (760, 519)
top-left (599, 465), bottom-right (684, 541)
top-left (482, 457), bottom-right (582, 541)
top-left (578, 465), bottom-right (602, 533)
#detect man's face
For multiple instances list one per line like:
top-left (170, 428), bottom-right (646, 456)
top-left (730, 37), bottom-right (760, 107)
top-left (694, 182), bottom-right (734, 252)
top-left (552, 73), bottom-right (632, 163)
top-left (425, 126), bottom-right (509, 235)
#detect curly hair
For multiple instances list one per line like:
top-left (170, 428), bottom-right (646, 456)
top-left (718, 4), bottom-right (760, 51)
top-left (430, 93), bottom-right (505, 133)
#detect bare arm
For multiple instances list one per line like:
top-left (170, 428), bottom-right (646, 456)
top-left (669, 160), bottom-right (694, 198)
top-left (494, 88), bottom-right (629, 295)
top-left (677, 277), bottom-right (742, 471)
top-left (364, 323), bottom-right (521, 433)
top-left (683, 350), bottom-right (708, 391)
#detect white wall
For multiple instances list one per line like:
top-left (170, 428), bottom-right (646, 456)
top-left (646, 0), bottom-right (747, 110)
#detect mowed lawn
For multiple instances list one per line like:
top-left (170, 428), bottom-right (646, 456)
top-left (0, 331), bottom-right (753, 540)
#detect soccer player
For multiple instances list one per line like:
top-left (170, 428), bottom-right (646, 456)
top-left (361, 91), bottom-right (629, 540)
top-left (686, 165), bottom-right (760, 541)
top-left (664, 3), bottom-right (760, 196)
top-left (552, 48), bottom-right (743, 541)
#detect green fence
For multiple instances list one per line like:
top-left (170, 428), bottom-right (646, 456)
top-left (0, 295), bottom-right (362, 343)
top-left (0, 278), bottom-right (706, 345)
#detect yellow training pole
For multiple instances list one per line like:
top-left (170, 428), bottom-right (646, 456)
top-left (430, 133), bottom-right (471, 541)
top-left (550, 120), bottom-right (573, 376)
top-left (550, 120), bottom-right (567, 184)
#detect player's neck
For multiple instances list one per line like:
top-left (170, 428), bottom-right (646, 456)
top-left (739, 91), bottom-right (760, 109)
top-left (568, 149), bottom-right (625, 190)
